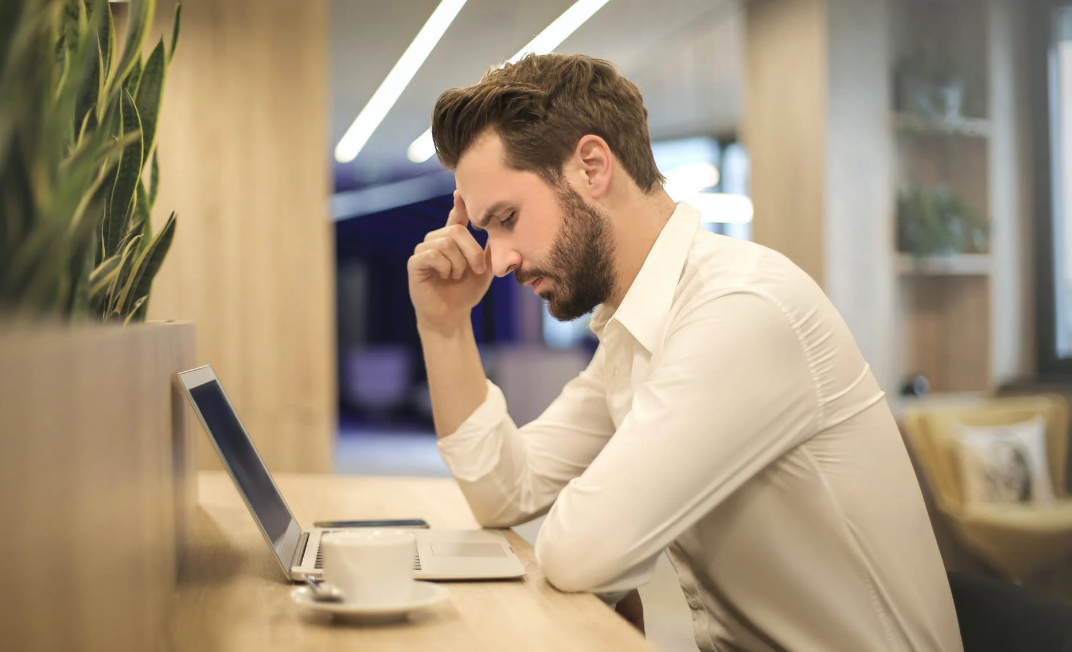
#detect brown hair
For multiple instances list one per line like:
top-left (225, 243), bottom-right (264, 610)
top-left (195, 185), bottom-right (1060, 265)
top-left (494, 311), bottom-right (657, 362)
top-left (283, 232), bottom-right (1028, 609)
top-left (431, 53), bottom-right (665, 193)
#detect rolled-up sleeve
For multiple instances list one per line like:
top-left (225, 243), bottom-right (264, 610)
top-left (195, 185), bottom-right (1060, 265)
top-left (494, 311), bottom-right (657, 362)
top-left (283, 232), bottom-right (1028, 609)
top-left (535, 292), bottom-right (821, 594)
top-left (437, 345), bottom-right (617, 528)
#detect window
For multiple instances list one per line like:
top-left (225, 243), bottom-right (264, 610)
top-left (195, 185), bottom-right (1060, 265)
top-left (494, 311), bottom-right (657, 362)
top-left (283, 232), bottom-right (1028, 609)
top-left (1035, 2), bottom-right (1072, 375)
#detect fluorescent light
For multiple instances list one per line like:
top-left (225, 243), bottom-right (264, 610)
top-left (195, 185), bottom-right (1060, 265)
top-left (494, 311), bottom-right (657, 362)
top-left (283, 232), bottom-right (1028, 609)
top-left (407, 131), bottom-right (437, 163)
top-left (507, 0), bottom-right (612, 63)
top-left (336, 0), bottom-right (468, 164)
top-left (664, 162), bottom-right (720, 198)
top-left (407, 0), bottom-right (613, 164)
top-left (683, 193), bottom-right (754, 224)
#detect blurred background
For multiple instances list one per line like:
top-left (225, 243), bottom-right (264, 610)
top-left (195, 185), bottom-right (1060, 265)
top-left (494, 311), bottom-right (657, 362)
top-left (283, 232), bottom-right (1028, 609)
top-left (7, 0), bottom-right (1072, 650)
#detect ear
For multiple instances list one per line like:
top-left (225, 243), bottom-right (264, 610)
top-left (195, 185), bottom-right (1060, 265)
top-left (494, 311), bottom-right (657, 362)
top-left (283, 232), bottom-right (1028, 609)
top-left (571, 135), bottom-right (613, 200)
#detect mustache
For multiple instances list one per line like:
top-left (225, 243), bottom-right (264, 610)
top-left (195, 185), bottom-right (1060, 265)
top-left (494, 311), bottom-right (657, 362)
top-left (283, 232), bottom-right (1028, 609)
top-left (514, 268), bottom-right (556, 286)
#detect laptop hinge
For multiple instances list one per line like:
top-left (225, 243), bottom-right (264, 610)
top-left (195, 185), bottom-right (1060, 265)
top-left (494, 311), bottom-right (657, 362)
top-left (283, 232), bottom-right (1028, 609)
top-left (291, 531), bottom-right (310, 569)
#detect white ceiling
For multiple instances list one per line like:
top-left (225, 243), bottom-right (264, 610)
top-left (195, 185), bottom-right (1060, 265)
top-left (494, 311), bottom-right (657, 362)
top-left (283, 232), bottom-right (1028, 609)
top-left (330, 0), bottom-right (745, 188)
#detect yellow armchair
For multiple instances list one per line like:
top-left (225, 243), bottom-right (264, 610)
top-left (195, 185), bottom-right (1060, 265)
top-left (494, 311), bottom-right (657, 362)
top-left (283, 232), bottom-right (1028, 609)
top-left (902, 395), bottom-right (1072, 581)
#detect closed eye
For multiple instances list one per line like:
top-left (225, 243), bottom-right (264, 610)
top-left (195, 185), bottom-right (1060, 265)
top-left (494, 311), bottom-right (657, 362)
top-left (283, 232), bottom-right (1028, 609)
top-left (500, 211), bottom-right (517, 228)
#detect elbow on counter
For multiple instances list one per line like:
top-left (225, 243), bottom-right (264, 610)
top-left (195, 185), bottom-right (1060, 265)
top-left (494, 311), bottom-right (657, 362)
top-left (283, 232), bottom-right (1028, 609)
top-left (535, 530), bottom-right (623, 594)
top-left (456, 477), bottom-right (550, 530)
top-left (462, 491), bottom-right (539, 530)
top-left (472, 510), bottom-right (528, 530)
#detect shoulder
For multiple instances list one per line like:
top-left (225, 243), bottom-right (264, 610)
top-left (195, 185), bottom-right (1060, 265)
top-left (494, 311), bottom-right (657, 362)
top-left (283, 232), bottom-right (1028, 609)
top-left (674, 233), bottom-right (827, 328)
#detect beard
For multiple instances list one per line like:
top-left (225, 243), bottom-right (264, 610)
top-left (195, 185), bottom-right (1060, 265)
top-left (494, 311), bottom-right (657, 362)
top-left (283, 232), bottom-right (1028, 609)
top-left (514, 184), bottom-right (616, 322)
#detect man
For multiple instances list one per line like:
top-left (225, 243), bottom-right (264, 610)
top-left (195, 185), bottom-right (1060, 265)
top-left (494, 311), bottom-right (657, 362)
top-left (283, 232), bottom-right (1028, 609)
top-left (407, 53), bottom-right (962, 652)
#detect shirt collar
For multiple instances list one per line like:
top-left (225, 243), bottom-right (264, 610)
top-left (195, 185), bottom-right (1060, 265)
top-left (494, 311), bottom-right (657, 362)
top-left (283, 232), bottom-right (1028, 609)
top-left (589, 202), bottom-right (702, 351)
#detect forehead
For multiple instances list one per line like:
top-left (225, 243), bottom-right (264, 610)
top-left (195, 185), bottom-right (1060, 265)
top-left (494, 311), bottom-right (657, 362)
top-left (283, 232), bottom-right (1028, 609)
top-left (454, 131), bottom-right (548, 218)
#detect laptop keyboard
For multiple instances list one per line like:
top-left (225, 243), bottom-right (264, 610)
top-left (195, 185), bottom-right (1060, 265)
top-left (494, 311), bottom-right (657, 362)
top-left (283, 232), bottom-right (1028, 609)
top-left (314, 533), bottom-right (421, 571)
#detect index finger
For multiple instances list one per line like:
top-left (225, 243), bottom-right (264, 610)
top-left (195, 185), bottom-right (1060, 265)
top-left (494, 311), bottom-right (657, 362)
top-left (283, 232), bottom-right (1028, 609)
top-left (446, 190), bottom-right (469, 228)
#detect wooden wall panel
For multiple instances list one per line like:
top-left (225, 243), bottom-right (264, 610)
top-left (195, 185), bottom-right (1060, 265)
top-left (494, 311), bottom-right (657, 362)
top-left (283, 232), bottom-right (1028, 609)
top-left (744, 0), bottom-right (828, 286)
top-left (904, 276), bottom-right (992, 392)
top-left (146, 0), bottom-right (336, 472)
top-left (0, 323), bottom-right (196, 652)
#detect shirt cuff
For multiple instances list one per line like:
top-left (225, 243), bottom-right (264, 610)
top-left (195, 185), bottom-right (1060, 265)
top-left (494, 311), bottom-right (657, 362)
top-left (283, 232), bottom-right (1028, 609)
top-left (436, 380), bottom-right (509, 482)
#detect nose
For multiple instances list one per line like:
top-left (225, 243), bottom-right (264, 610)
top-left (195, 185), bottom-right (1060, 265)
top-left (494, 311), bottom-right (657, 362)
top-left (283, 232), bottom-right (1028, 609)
top-left (490, 244), bottom-right (521, 278)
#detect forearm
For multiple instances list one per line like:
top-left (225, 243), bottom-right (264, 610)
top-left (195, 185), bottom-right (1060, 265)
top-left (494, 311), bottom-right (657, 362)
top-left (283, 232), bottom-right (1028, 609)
top-left (418, 317), bottom-right (488, 438)
top-left (436, 346), bottom-right (617, 528)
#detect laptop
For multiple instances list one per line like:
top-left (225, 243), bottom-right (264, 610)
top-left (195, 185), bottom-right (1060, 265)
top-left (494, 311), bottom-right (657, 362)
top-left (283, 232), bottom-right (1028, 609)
top-left (177, 364), bottom-right (527, 582)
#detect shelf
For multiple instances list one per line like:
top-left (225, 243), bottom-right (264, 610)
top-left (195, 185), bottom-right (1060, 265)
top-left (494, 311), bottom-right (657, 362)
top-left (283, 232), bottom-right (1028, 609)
top-left (896, 253), bottom-right (991, 276)
top-left (893, 113), bottom-right (991, 138)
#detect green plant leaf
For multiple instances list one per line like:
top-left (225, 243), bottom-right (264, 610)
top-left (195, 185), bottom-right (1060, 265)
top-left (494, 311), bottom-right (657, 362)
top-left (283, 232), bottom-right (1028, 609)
top-left (64, 122), bottom-right (132, 236)
top-left (105, 0), bottom-right (153, 104)
top-left (0, 0), bottom-right (26, 76)
top-left (124, 295), bottom-right (148, 324)
top-left (86, 36), bottom-right (111, 131)
top-left (98, 0), bottom-right (114, 93)
top-left (54, 0), bottom-right (84, 106)
top-left (21, 94), bottom-right (128, 309)
top-left (149, 149), bottom-right (159, 207)
top-left (0, 1), bottom-right (70, 176)
top-left (5, 224), bottom-right (63, 306)
top-left (58, 0), bottom-right (82, 68)
top-left (79, 0), bottom-right (111, 125)
top-left (131, 178), bottom-right (150, 250)
top-left (135, 38), bottom-right (166, 159)
top-left (68, 233), bottom-right (97, 318)
top-left (76, 106), bottom-right (93, 145)
top-left (168, 4), bottom-right (181, 63)
top-left (118, 210), bottom-right (174, 316)
top-left (87, 90), bottom-right (125, 260)
top-left (114, 213), bottom-right (143, 258)
top-left (53, 0), bottom-right (98, 158)
top-left (105, 88), bottom-right (142, 257)
top-left (88, 252), bottom-right (121, 298)
top-left (133, 292), bottom-right (151, 321)
top-left (123, 55), bottom-right (142, 97)
top-left (106, 233), bottom-right (141, 316)
top-left (43, 0), bottom-right (99, 175)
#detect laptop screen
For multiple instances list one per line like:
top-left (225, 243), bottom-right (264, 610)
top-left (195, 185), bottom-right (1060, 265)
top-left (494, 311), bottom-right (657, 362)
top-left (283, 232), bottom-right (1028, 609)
top-left (183, 372), bottom-right (301, 574)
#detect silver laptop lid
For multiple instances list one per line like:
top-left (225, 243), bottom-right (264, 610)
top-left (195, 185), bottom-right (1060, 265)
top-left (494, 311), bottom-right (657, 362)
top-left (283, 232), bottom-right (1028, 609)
top-left (177, 365), bottom-right (303, 578)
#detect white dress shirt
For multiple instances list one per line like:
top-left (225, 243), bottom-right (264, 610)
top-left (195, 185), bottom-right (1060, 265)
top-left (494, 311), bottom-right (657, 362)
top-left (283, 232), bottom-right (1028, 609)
top-left (438, 203), bottom-right (963, 652)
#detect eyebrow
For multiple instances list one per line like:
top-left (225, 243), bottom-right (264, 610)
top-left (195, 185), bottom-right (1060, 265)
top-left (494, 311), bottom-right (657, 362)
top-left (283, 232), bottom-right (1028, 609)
top-left (471, 201), bottom-right (511, 231)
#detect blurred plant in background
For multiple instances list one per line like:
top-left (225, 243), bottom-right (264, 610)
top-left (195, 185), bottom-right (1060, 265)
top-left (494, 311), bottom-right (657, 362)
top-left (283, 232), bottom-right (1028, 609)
top-left (897, 184), bottom-right (989, 259)
top-left (895, 51), bottom-right (986, 121)
top-left (0, 0), bottom-right (180, 322)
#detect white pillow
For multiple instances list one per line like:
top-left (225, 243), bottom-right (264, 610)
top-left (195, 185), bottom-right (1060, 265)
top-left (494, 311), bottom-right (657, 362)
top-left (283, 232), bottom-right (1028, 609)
top-left (955, 416), bottom-right (1056, 506)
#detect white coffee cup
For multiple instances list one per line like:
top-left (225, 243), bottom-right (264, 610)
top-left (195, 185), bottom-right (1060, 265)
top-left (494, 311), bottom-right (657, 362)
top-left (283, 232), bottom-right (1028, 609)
top-left (320, 529), bottom-right (415, 605)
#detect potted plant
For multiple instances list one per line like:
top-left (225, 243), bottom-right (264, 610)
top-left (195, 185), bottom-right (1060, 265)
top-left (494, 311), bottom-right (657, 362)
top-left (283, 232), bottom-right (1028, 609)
top-left (895, 52), bottom-right (968, 121)
top-left (0, 2), bottom-right (197, 650)
top-left (1, 0), bottom-right (180, 320)
top-left (896, 184), bottom-right (989, 260)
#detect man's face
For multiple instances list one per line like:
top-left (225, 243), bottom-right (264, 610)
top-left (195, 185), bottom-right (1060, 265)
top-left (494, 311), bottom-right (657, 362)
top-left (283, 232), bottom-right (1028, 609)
top-left (455, 131), bottom-right (615, 321)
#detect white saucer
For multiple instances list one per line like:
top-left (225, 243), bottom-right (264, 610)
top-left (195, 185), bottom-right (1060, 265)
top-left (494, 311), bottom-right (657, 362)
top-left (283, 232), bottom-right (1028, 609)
top-left (291, 581), bottom-right (450, 623)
